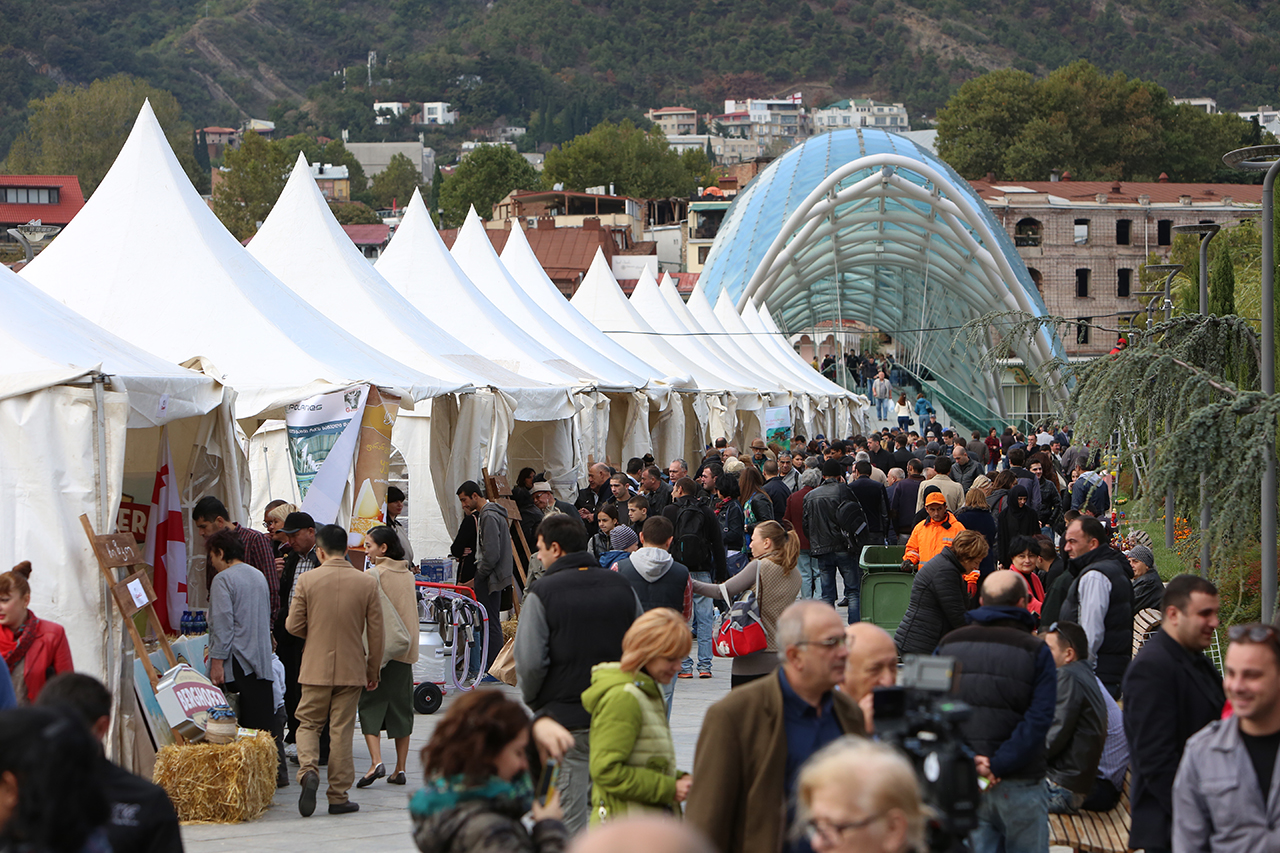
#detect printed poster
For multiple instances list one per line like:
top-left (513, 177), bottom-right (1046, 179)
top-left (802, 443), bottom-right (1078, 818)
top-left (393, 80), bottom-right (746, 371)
top-left (765, 405), bottom-right (792, 446)
top-left (348, 387), bottom-right (401, 549)
top-left (286, 386), bottom-right (369, 525)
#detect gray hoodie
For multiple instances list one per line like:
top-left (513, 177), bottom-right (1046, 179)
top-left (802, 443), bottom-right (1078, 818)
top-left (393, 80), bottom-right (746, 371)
top-left (475, 500), bottom-right (514, 596)
top-left (617, 547), bottom-right (688, 613)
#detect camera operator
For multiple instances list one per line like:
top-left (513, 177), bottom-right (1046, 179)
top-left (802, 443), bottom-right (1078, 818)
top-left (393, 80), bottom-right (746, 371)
top-left (936, 570), bottom-right (1057, 853)
top-left (841, 622), bottom-right (899, 732)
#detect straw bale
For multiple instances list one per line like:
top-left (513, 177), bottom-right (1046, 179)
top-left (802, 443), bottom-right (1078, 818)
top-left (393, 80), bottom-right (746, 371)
top-left (153, 730), bottom-right (277, 823)
top-left (502, 619), bottom-right (518, 642)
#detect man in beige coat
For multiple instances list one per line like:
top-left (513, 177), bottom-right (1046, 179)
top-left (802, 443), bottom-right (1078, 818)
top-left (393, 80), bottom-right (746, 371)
top-left (286, 523), bottom-right (384, 817)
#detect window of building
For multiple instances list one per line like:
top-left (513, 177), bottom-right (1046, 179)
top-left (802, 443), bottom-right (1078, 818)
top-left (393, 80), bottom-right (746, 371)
top-left (697, 246), bottom-right (711, 264)
top-left (1076, 318), bottom-right (1091, 345)
top-left (1116, 219), bottom-right (1132, 245)
top-left (1076, 268), bottom-right (1091, 297)
top-left (1073, 219), bottom-right (1089, 244)
top-left (1015, 217), bottom-right (1042, 247)
top-left (1118, 268), bottom-right (1132, 298)
top-left (2, 187), bottom-right (59, 204)
top-left (1158, 219), bottom-right (1173, 245)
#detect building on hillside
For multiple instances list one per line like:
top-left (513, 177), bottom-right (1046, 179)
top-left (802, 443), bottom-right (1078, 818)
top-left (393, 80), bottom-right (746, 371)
top-left (685, 196), bottom-right (733, 273)
top-left (522, 152), bottom-right (545, 171)
top-left (813, 98), bottom-right (910, 132)
top-left (439, 218), bottom-right (628, 296)
top-left (665, 133), bottom-right (758, 164)
top-left (719, 94), bottom-right (811, 153)
top-left (308, 163), bottom-right (350, 201)
top-left (421, 102), bottom-right (459, 125)
top-left (969, 177), bottom-right (1264, 355)
top-left (374, 102), bottom-right (414, 124)
top-left (344, 141), bottom-right (436, 179)
top-left (461, 140), bottom-right (516, 157)
top-left (1173, 97), bottom-right (1218, 114)
top-left (1237, 105), bottom-right (1280, 136)
top-left (240, 118), bottom-right (275, 139)
top-left (492, 189), bottom-right (646, 244)
top-left (646, 106), bottom-right (698, 137)
top-left (0, 175), bottom-right (85, 250)
top-left (342, 223), bottom-right (391, 260)
top-left (202, 126), bottom-right (239, 159)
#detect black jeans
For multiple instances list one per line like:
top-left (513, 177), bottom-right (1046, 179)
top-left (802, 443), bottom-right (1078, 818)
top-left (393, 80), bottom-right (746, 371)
top-left (1080, 776), bottom-right (1122, 812)
top-left (480, 586), bottom-right (503, 669)
top-left (229, 657), bottom-right (276, 732)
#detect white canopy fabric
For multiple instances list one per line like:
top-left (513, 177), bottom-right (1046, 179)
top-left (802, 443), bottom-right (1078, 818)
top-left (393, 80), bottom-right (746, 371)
top-left (1, 264), bottom-right (225, 426)
top-left (451, 209), bottom-right (646, 391)
top-left (247, 157), bottom-right (575, 423)
top-left (375, 191), bottom-right (590, 390)
top-left (20, 101), bottom-right (433, 419)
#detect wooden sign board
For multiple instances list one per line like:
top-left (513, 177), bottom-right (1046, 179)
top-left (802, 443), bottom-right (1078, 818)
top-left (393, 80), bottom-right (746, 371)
top-left (93, 533), bottom-right (144, 568)
top-left (111, 569), bottom-right (158, 618)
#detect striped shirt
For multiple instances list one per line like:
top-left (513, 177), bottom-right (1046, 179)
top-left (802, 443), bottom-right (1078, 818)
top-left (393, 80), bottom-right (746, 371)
top-left (1095, 674), bottom-right (1129, 787)
top-left (233, 524), bottom-right (280, 625)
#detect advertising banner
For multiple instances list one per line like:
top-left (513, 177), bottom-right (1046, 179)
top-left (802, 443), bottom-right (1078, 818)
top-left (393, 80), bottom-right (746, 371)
top-left (764, 405), bottom-right (792, 446)
top-left (286, 386), bottom-right (369, 525)
top-left (348, 387), bottom-right (401, 550)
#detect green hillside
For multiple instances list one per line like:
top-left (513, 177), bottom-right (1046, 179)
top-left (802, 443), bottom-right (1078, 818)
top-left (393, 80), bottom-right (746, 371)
top-left (2, 0), bottom-right (1279, 161)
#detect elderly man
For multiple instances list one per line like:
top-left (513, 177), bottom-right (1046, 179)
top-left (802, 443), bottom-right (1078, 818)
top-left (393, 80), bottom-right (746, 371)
top-left (951, 445), bottom-right (983, 492)
top-left (577, 462), bottom-right (613, 533)
top-left (778, 452), bottom-right (801, 492)
top-left (915, 456), bottom-right (965, 513)
top-left (1127, 543), bottom-right (1164, 612)
top-left (686, 601), bottom-right (865, 853)
top-left (668, 458), bottom-right (690, 483)
top-left (531, 481), bottom-right (577, 518)
top-left (1174, 623), bottom-right (1280, 851)
top-left (841, 621), bottom-right (899, 730)
top-left (748, 438), bottom-right (773, 471)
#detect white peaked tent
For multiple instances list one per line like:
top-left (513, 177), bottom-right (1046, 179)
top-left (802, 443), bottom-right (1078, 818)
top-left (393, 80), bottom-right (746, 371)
top-left (21, 101), bottom-right (433, 420)
top-left (244, 158), bottom-right (580, 552)
top-left (376, 191), bottom-right (595, 535)
top-left (1, 262), bottom-right (241, 766)
top-left (499, 223), bottom-right (686, 466)
top-left (452, 209), bottom-right (646, 391)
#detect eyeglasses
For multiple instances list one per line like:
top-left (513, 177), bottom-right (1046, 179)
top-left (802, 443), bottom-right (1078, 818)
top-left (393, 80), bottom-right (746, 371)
top-left (795, 635), bottom-right (848, 650)
top-left (801, 813), bottom-right (885, 844)
top-left (1229, 624), bottom-right (1280, 643)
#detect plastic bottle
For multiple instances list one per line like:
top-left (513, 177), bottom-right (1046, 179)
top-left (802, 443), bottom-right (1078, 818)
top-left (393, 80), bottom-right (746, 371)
top-left (181, 611), bottom-right (191, 635)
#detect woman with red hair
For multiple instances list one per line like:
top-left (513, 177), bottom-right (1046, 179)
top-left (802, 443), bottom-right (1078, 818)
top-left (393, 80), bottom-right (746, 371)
top-left (0, 562), bottom-right (73, 705)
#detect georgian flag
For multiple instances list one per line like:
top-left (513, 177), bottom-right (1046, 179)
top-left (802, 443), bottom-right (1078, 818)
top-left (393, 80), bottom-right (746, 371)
top-left (144, 427), bottom-right (187, 632)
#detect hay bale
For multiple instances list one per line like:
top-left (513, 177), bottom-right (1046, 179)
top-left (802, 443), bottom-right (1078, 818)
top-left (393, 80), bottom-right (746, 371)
top-left (153, 730), bottom-right (277, 823)
top-left (502, 619), bottom-right (518, 642)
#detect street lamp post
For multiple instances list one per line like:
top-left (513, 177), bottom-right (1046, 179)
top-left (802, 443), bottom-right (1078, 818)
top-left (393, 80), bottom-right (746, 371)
top-left (1145, 263), bottom-right (1184, 550)
top-left (1173, 223), bottom-right (1222, 578)
top-left (1224, 144), bottom-right (1280, 623)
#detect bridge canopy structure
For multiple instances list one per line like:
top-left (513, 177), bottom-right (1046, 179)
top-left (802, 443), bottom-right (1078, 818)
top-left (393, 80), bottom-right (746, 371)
top-left (698, 128), bottom-right (1069, 429)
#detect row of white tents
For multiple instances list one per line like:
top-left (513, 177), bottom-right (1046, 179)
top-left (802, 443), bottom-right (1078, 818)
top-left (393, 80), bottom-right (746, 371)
top-left (0, 102), bottom-right (863, 737)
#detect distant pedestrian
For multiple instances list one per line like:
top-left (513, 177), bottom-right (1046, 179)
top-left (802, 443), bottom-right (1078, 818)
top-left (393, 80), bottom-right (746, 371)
top-left (456, 481), bottom-right (513, 675)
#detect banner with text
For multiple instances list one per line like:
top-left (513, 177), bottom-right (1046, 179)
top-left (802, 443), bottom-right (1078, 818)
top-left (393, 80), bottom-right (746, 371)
top-left (286, 386), bottom-right (369, 526)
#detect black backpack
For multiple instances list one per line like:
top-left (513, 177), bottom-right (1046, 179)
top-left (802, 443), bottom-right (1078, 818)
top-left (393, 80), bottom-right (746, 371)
top-left (834, 485), bottom-right (870, 547)
top-left (672, 503), bottom-right (712, 571)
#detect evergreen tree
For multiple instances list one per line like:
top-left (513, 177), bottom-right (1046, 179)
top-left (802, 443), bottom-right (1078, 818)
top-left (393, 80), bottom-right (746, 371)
top-left (1209, 242), bottom-right (1236, 317)
top-left (210, 131), bottom-right (290, 241)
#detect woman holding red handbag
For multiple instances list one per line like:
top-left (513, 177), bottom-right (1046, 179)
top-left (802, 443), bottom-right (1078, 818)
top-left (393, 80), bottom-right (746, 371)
top-left (690, 520), bottom-right (801, 689)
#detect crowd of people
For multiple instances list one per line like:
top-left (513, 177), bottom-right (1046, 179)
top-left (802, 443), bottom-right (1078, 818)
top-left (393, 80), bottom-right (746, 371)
top-left (2, 403), bottom-right (1276, 853)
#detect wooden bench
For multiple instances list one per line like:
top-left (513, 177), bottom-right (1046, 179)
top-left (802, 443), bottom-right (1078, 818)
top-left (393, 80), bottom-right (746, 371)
top-left (1048, 772), bottom-right (1131, 852)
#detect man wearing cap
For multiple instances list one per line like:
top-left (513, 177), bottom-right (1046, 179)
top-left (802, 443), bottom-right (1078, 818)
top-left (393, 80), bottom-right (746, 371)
top-left (279, 511), bottom-right (320, 755)
top-left (532, 481), bottom-right (577, 518)
top-left (1128, 544), bottom-right (1164, 612)
top-left (748, 438), bottom-right (774, 472)
top-left (903, 492), bottom-right (965, 570)
top-left (923, 412), bottom-right (944, 440)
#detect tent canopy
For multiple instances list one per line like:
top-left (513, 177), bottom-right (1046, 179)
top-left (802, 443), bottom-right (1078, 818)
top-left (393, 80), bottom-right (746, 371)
top-left (20, 101), bottom-right (433, 419)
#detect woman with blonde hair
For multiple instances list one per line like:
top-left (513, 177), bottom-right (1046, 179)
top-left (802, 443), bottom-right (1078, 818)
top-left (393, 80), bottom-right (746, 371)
top-left (690, 519), bottom-right (801, 687)
top-left (797, 737), bottom-right (929, 853)
top-left (582, 609), bottom-right (692, 824)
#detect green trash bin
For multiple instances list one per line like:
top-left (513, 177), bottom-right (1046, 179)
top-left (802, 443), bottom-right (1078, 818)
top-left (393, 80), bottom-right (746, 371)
top-left (861, 569), bottom-right (914, 635)
top-left (860, 545), bottom-right (906, 574)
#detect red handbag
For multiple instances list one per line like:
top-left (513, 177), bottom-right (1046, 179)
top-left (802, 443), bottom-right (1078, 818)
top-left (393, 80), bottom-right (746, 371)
top-left (713, 571), bottom-right (768, 658)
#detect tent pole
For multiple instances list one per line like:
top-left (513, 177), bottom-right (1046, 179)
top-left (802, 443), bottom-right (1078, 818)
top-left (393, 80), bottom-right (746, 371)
top-left (93, 373), bottom-right (120, 760)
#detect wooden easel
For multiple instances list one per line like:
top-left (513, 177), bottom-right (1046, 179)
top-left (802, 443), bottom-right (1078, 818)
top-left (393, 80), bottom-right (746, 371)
top-left (80, 514), bottom-right (178, 691)
top-left (481, 469), bottom-right (528, 616)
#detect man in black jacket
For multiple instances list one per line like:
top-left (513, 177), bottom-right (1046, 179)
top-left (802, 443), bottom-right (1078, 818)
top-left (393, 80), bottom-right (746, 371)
top-left (513, 513), bottom-right (644, 834)
top-left (1060, 516), bottom-right (1133, 698)
top-left (1122, 574), bottom-right (1224, 853)
top-left (761, 458), bottom-right (791, 520)
top-left (663, 478), bottom-right (726, 679)
top-left (849, 460), bottom-right (891, 546)
top-left (938, 571), bottom-right (1057, 853)
top-left (803, 459), bottom-right (866, 623)
top-left (1043, 622), bottom-right (1107, 814)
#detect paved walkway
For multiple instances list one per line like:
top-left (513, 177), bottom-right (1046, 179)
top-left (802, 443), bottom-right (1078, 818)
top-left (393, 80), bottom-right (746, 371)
top-left (182, 674), bottom-right (732, 853)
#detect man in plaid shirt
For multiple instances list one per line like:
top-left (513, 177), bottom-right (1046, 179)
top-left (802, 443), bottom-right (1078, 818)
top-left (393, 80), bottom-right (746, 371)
top-left (193, 496), bottom-right (281, 624)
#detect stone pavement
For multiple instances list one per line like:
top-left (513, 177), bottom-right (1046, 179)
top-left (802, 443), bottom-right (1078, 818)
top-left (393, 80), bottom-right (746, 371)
top-left (181, 673), bottom-right (732, 853)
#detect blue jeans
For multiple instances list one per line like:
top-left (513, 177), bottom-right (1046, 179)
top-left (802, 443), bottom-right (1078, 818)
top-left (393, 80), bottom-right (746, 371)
top-left (660, 676), bottom-right (675, 719)
top-left (682, 571), bottom-right (714, 674)
top-left (797, 550), bottom-right (820, 599)
top-left (970, 777), bottom-right (1050, 853)
top-left (817, 551), bottom-right (861, 623)
top-left (898, 416), bottom-right (911, 431)
top-left (875, 397), bottom-right (889, 419)
top-left (1045, 778), bottom-right (1085, 814)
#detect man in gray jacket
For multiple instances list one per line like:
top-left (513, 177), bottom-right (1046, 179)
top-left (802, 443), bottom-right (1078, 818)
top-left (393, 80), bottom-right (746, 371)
top-left (1044, 622), bottom-right (1107, 814)
top-left (456, 480), bottom-right (512, 677)
top-left (1173, 624), bottom-right (1280, 852)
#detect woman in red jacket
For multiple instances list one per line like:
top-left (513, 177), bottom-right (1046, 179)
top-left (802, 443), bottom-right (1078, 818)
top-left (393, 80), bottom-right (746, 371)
top-left (0, 562), bottom-right (73, 704)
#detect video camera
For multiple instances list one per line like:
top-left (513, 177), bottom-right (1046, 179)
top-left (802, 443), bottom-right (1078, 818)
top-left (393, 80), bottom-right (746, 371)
top-left (872, 655), bottom-right (982, 853)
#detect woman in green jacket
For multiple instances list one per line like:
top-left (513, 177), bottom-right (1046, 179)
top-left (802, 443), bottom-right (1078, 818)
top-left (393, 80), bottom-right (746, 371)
top-left (582, 608), bottom-right (693, 824)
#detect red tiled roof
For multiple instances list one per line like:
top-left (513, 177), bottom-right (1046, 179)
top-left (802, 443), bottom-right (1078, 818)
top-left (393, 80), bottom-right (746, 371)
top-left (667, 272), bottom-right (700, 295)
top-left (439, 224), bottom-right (615, 282)
top-left (968, 179), bottom-right (1264, 205)
top-left (0, 175), bottom-right (86, 226)
top-left (203, 126), bottom-right (238, 134)
top-left (341, 223), bottom-right (390, 245)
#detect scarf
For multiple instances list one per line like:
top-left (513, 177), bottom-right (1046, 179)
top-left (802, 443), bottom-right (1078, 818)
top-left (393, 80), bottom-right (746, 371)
top-left (409, 773), bottom-right (533, 821)
top-left (3, 611), bottom-right (40, 670)
top-left (714, 497), bottom-right (733, 517)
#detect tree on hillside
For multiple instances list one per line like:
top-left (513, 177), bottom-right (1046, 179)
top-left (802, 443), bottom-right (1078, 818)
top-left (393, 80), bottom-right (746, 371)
top-left (211, 131), bottom-right (290, 242)
top-left (438, 144), bottom-right (539, 228)
top-left (329, 201), bottom-right (382, 224)
top-left (370, 153), bottom-right (424, 210)
top-left (3, 75), bottom-right (201, 197)
top-left (1209, 242), bottom-right (1236, 318)
top-left (542, 120), bottom-right (695, 199)
top-left (936, 61), bottom-right (1260, 182)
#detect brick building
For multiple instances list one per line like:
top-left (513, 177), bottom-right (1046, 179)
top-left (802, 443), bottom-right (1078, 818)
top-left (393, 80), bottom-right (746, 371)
top-left (969, 177), bottom-right (1264, 355)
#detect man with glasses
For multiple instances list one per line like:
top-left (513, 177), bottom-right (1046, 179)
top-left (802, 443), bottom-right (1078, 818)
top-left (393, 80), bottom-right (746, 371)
top-left (1123, 574), bottom-right (1225, 853)
top-left (936, 570), bottom-right (1057, 853)
top-left (1174, 623), bottom-right (1280, 850)
top-left (686, 601), bottom-right (865, 853)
